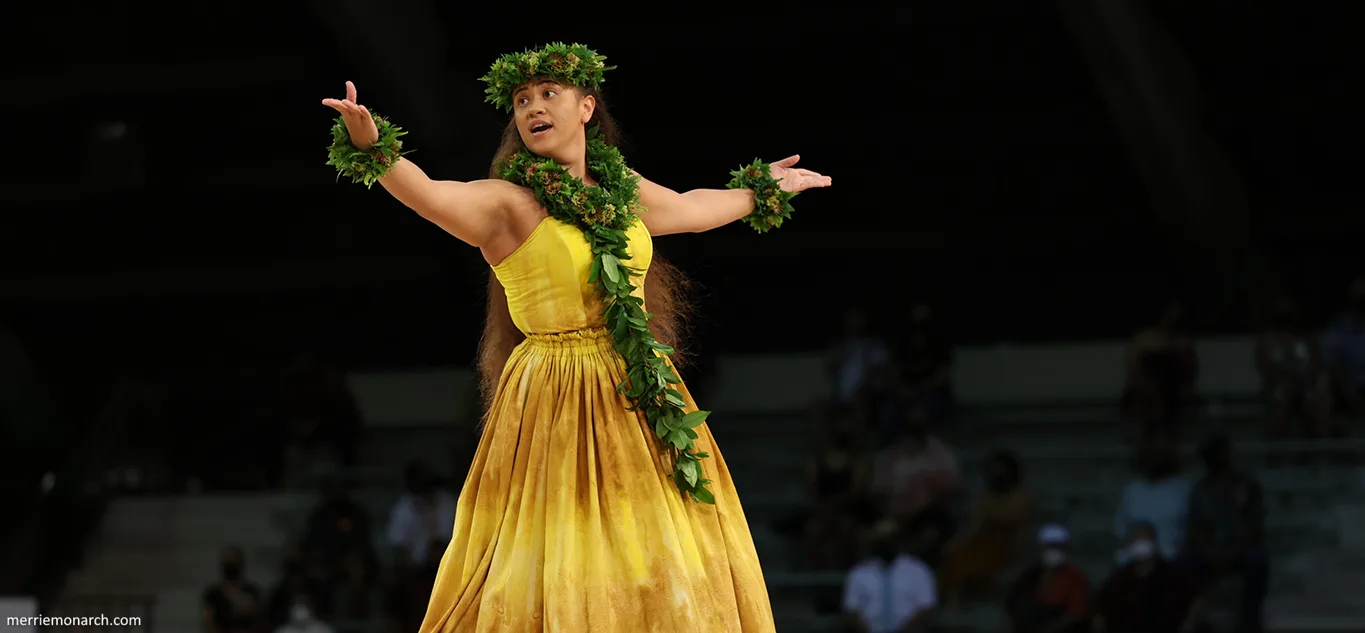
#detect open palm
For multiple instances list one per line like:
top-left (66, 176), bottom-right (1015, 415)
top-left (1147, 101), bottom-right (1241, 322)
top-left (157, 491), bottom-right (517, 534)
top-left (769, 155), bottom-right (832, 193)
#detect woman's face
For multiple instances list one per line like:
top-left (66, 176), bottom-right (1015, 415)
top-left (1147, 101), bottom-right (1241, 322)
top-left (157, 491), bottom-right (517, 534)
top-left (512, 79), bottom-right (593, 158)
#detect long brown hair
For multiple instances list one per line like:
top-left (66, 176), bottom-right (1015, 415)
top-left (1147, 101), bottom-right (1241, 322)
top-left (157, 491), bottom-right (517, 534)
top-left (477, 86), bottom-right (691, 409)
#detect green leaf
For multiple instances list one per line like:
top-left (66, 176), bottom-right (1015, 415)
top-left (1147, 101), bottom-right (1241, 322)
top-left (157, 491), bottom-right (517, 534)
top-left (691, 485), bottom-right (715, 504)
top-left (680, 410), bottom-right (710, 429)
top-left (600, 254), bottom-right (621, 283)
top-left (678, 459), bottom-right (700, 486)
top-left (667, 429), bottom-right (691, 450)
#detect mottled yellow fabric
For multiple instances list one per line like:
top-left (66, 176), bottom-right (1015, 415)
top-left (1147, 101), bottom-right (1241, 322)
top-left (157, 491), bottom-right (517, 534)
top-left (419, 217), bottom-right (775, 632)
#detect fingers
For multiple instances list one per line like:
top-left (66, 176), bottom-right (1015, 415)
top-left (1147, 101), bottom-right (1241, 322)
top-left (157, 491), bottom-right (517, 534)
top-left (773, 155), bottom-right (800, 168)
top-left (357, 105), bottom-right (373, 120)
top-left (346, 80), bottom-right (357, 103)
top-left (794, 169), bottom-right (832, 187)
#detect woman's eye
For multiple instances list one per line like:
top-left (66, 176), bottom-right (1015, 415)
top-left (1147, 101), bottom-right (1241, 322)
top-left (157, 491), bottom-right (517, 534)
top-left (544, 89), bottom-right (557, 98)
top-left (517, 97), bottom-right (528, 106)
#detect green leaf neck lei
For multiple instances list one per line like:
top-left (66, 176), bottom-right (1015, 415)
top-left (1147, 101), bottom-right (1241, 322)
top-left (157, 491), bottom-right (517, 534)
top-left (500, 127), bottom-right (716, 504)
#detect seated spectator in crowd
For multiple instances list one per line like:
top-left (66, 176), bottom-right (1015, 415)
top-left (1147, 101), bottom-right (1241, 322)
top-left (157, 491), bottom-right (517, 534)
top-left (1323, 277), bottom-right (1365, 421)
top-left (1003, 524), bottom-right (1090, 633)
top-left (303, 476), bottom-right (376, 620)
top-left (1113, 439), bottom-right (1190, 560)
top-left (1255, 297), bottom-right (1332, 438)
top-left (804, 427), bottom-right (869, 570)
top-left (203, 545), bottom-right (267, 633)
top-left (385, 461), bottom-right (457, 633)
top-left (267, 543), bottom-right (331, 630)
top-left (827, 307), bottom-right (892, 406)
top-left (937, 450), bottom-right (1035, 607)
top-left (1182, 434), bottom-right (1268, 633)
top-left (842, 520), bottom-right (937, 633)
top-left (869, 421), bottom-right (959, 566)
top-left (274, 592), bottom-right (333, 633)
top-left (896, 304), bottom-right (955, 425)
top-left (1123, 301), bottom-right (1198, 439)
top-left (1096, 522), bottom-right (1203, 633)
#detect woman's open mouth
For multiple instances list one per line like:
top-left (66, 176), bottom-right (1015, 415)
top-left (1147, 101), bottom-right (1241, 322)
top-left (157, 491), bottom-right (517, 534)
top-left (530, 122), bottom-right (553, 137)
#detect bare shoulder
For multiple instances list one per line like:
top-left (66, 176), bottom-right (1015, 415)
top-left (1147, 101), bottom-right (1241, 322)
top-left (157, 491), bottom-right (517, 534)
top-left (477, 179), bottom-right (549, 265)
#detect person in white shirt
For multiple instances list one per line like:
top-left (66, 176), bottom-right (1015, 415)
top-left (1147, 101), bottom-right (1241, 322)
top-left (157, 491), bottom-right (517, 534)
top-left (843, 520), bottom-right (937, 633)
top-left (386, 461), bottom-right (458, 568)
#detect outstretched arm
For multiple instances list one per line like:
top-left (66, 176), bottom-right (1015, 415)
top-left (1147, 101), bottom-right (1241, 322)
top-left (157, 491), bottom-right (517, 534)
top-left (323, 81), bottom-right (515, 248)
top-left (636, 177), bottom-right (755, 236)
top-left (636, 155), bottom-right (831, 236)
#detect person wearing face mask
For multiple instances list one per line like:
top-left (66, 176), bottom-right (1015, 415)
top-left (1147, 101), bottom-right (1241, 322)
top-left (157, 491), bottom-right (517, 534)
top-left (1095, 522), bottom-right (1203, 633)
top-left (1255, 297), bottom-right (1333, 439)
top-left (842, 520), bottom-right (937, 633)
top-left (1182, 434), bottom-right (1268, 633)
top-left (1113, 439), bottom-right (1190, 561)
top-left (937, 450), bottom-right (1036, 608)
top-left (202, 546), bottom-right (266, 633)
top-left (1003, 524), bottom-right (1090, 633)
top-left (274, 593), bottom-right (333, 633)
top-left (1323, 277), bottom-right (1365, 421)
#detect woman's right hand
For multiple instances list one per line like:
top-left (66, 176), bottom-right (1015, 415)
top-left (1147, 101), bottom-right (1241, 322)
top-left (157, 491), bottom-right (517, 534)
top-left (322, 81), bottom-right (380, 150)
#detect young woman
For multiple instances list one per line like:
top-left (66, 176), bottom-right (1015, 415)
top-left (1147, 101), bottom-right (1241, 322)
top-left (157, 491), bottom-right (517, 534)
top-left (321, 43), bottom-right (830, 632)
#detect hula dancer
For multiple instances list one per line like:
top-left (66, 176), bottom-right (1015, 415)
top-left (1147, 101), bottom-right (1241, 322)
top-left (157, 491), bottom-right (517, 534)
top-left (321, 42), bottom-right (830, 631)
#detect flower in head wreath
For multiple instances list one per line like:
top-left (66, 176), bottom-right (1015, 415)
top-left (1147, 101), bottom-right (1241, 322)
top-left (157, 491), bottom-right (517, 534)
top-left (479, 42), bottom-right (614, 112)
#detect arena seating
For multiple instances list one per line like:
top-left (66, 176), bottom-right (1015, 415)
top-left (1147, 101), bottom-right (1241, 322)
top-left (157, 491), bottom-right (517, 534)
top-left (55, 335), bottom-right (1365, 632)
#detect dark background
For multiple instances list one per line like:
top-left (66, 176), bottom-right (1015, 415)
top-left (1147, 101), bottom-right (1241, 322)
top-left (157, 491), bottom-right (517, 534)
top-left (3, 3), bottom-right (1362, 414)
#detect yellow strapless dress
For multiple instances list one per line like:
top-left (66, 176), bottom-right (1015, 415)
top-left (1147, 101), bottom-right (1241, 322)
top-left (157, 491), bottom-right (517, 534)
top-left (419, 217), bottom-right (775, 632)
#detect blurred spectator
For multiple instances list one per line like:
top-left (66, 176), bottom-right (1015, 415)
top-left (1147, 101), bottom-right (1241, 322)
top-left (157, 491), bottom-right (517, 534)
top-left (868, 421), bottom-right (959, 566)
top-left (267, 543), bottom-right (331, 630)
top-left (895, 304), bottom-right (955, 425)
top-left (303, 476), bottom-right (376, 619)
top-left (1113, 439), bottom-right (1190, 560)
top-left (385, 461), bottom-right (457, 632)
top-left (803, 427), bottom-right (868, 570)
top-left (202, 545), bottom-right (267, 633)
top-left (937, 450), bottom-right (1035, 607)
top-left (1182, 434), bottom-right (1268, 633)
top-left (1123, 301), bottom-right (1198, 439)
top-left (386, 461), bottom-right (457, 567)
top-left (1095, 522), bottom-right (1203, 633)
top-left (1003, 524), bottom-right (1090, 633)
top-left (1323, 277), bottom-right (1365, 421)
top-left (1255, 297), bottom-right (1332, 438)
top-left (827, 308), bottom-right (891, 405)
top-left (841, 519), bottom-right (937, 633)
top-left (274, 592), bottom-right (334, 633)
top-left (279, 352), bottom-right (362, 481)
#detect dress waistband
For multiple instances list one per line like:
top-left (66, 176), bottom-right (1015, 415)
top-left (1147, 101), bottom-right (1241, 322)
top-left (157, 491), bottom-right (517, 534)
top-left (523, 326), bottom-right (613, 348)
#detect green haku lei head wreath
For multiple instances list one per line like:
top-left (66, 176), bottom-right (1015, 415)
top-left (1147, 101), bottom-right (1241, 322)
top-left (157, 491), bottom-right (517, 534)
top-left (480, 42), bottom-right (614, 112)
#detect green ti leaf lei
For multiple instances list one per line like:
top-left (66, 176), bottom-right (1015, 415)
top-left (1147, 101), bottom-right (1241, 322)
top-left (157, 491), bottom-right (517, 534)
top-left (326, 113), bottom-right (410, 188)
top-left (500, 126), bottom-right (715, 504)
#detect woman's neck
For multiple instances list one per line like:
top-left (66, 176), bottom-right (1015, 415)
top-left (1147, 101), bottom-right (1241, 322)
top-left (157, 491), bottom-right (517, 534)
top-left (541, 139), bottom-right (595, 185)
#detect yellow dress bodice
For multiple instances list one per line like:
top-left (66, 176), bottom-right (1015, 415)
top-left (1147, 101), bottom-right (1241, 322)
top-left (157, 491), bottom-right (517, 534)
top-left (491, 216), bottom-right (653, 335)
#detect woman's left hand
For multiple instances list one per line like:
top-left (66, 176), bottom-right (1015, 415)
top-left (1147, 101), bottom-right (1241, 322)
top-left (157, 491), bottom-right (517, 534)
top-left (770, 155), bottom-right (832, 193)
